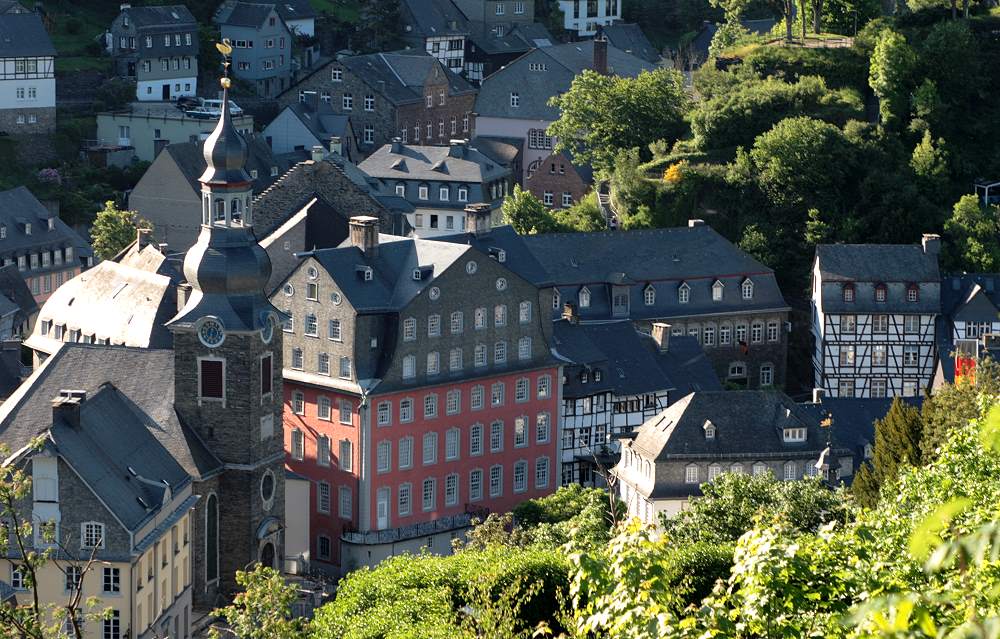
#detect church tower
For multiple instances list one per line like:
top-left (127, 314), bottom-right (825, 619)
top-left (167, 65), bottom-right (285, 607)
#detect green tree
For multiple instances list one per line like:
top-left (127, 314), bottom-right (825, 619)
top-left (501, 185), bottom-right (556, 235)
top-left (909, 130), bottom-right (949, 199)
top-left (749, 116), bottom-right (855, 209)
top-left (548, 68), bottom-right (688, 171)
top-left (210, 565), bottom-right (308, 639)
top-left (356, 0), bottom-right (402, 52)
top-left (868, 29), bottom-right (916, 128)
top-left (90, 201), bottom-right (148, 261)
top-left (738, 223), bottom-right (776, 266)
top-left (552, 192), bottom-right (606, 232)
top-left (942, 194), bottom-right (1000, 272)
top-left (852, 397), bottom-right (923, 508)
top-left (921, 359), bottom-right (1000, 463)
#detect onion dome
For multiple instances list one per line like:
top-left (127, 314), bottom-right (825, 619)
top-left (199, 78), bottom-right (250, 187)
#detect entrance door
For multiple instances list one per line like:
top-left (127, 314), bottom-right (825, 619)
top-left (376, 488), bottom-right (389, 530)
top-left (161, 84), bottom-right (170, 100)
top-left (259, 541), bottom-right (275, 568)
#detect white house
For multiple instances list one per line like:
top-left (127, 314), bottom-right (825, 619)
top-left (0, 12), bottom-right (55, 134)
top-left (558, 0), bottom-right (621, 36)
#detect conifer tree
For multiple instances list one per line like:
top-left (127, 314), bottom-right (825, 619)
top-left (852, 397), bottom-right (923, 507)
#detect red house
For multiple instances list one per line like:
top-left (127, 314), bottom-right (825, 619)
top-left (277, 210), bottom-right (559, 573)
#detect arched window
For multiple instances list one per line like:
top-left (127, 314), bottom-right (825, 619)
top-left (678, 282), bottom-right (690, 304)
top-left (579, 287), bottom-right (591, 308)
top-left (783, 461), bottom-right (797, 481)
top-left (213, 199), bottom-right (226, 222)
top-left (874, 283), bottom-right (887, 302)
top-left (205, 493), bottom-right (219, 583)
top-left (730, 462), bottom-right (744, 474)
top-left (752, 461), bottom-right (768, 476)
top-left (643, 284), bottom-right (655, 306)
top-left (244, 196), bottom-right (252, 225)
top-left (708, 463), bottom-right (722, 481)
top-left (842, 282), bottom-right (855, 302)
top-left (202, 194), bottom-right (210, 224)
top-left (741, 278), bottom-right (754, 300)
top-left (907, 283), bottom-right (919, 302)
top-left (231, 197), bottom-right (243, 223)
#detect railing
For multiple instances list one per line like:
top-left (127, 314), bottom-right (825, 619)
top-left (341, 508), bottom-right (488, 545)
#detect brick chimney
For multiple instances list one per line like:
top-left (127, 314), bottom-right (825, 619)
top-left (593, 34), bottom-right (609, 75)
top-left (651, 322), bottom-right (671, 352)
top-left (562, 301), bottom-right (578, 325)
top-left (52, 390), bottom-right (86, 428)
top-left (350, 216), bottom-right (380, 258)
top-left (464, 203), bottom-right (492, 238)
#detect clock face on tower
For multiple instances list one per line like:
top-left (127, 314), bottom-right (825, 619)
top-left (198, 317), bottom-right (226, 348)
top-left (260, 314), bottom-right (274, 344)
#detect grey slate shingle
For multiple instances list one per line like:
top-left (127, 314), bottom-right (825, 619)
top-left (0, 13), bottom-right (55, 57)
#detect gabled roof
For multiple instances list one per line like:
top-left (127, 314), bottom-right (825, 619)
top-left (0, 345), bottom-right (222, 481)
top-left (630, 391), bottom-right (832, 464)
top-left (214, 1), bottom-right (278, 28)
top-left (0, 13), bottom-right (55, 57)
top-left (435, 224), bottom-right (552, 287)
top-left (0, 187), bottom-right (93, 259)
top-left (304, 235), bottom-right (471, 312)
top-left (119, 5), bottom-right (197, 29)
top-left (338, 50), bottom-right (477, 106)
top-left (600, 23), bottom-right (660, 64)
top-left (24, 245), bottom-right (179, 356)
top-left (359, 142), bottom-right (510, 183)
top-left (282, 102), bottom-right (350, 145)
top-left (802, 396), bottom-right (923, 459)
top-left (475, 41), bottom-right (654, 120)
top-left (401, 0), bottom-right (470, 38)
top-left (815, 244), bottom-right (940, 283)
top-left (0, 262), bottom-right (37, 320)
top-left (467, 21), bottom-right (554, 56)
top-left (552, 320), bottom-right (721, 398)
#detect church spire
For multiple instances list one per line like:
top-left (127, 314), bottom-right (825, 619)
top-left (166, 43), bottom-right (278, 336)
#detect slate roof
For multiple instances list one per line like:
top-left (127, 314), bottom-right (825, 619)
top-left (467, 21), bottom-right (554, 56)
top-left (160, 135), bottom-right (289, 196)
top-left (305, 235), bottom-right (471, 313)
top-left (274, 0), bottom-right (316, 22)
top-left (815, 244), bottom-right (940, 283)
top-left (436, 224), bottom-right (552, 287)
top-left (24, 245), bottom-right (179, 356)
top-left (475, 41), bottom-right (654, 120)
top-left (0, 262), bottom-right (37, 320)
top-left (0, 13), bottom-right (55, 57)
top-left (401, 0), bottom-right (469, 38)
top-left (0, 1), bottom-right (28, 15)
top-left (802, 396), bottom-right (923, 463)
top-left (931, 273), bottom-right (1000, 385)
top-left (600, 23), bottom-right (660, 64)
top-left (339, 51), bottom-right (477, 106)
top-left (469, 136), bottom-right (522, 166)
top-left (629, 391), bottom-right (838, 468)
top-left (0, 345), bottom-right (222, 481)
top-left (0, 187), bottom-right (93, 262)
top-left (121, 5), bottom-right (196, 29)
top-left (359, 143), bottom-right (510, 184)
top-left (283, 102), bottom-right (350, 146)
top-left (552, 320), bottom-right (721, 398)
top-left (214, 1), bottom-right (276, 27)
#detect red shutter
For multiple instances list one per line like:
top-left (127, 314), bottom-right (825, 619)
top-left (200, 360), bottom-right (224, 398)
top-left (261, 355), bottom-right (272, 395)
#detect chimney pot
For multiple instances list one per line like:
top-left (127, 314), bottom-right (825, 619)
top-left (812, 388), bottom-right (826, 404)
top-left (688, 219), bottom-right (705, 227)
top-left (464, 203), bottom-right (493, 237)
top-left (329, 136), bottom-right (342, 156)
top-left (651, 322), bottom-right (671, 352)
top-left (310, 145), bottom-right (325, 162)
top-left (390, 137), bottom-right (402, 154)
top-left (120, 3), bottom-right (131, 10)
top-left (52, 390), bottom-right (86, 428)
top-left (349, 216), bottom-right (380, 258)
top-left (922, 233), bottom-right (941, 256)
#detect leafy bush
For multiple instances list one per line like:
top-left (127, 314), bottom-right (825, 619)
top-left (742, 45), bottom-right (870, 89)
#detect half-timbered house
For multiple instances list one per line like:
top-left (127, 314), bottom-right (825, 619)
top-left (811, 235), bottom-right (941, 398)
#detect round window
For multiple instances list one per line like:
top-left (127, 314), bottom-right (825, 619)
top-left (429, 286), bottom-right (441, 300)
top-left (260, 314), bottom-right (274, 344)
top-left (198, 318), bottom-right (225, 348)
top-left (307, 266), bottom-right (318, 280)
top-left (283, 283), bottom-right (294, 296)
top-left (260, 470), bottom-right (275, 505)
top-left (331, 292), bottom-right (342, 305)
top-left (495, 277), bottom-right (508, 291)
top-left (466, 260), bottom-right (478, 275)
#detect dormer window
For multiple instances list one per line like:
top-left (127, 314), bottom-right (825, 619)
top-left (579, 287), bottom-right (591, 308)
top-left (580, 371), bottom-right (588, 383)
top-left (783, 427), bottom-right (806, 443)
top-left (874, 283), bottom-right (887, 302)
top-left (712, 280), bottom-right (723, 301)
top-left (497, 249), bottom-right (507, 263)
top-left (742, 278), bottom-right (754, 299)
top-left (395, 183), bottom-right (405, 196)
top-left (907, 284), bottom-right (919, 302)
top-left (678, 282), bottom-right (690, 304)
top-left (704, 420), bottom-right (716, 440)
top-left (594, 369), bottom-right (602, 382)
top-left (357, 266), bottom-right (373, 281)
top-left (0, 225), bottom-right (5, 239)
top-left (412, 268), bottom-right (422, 281)
top-left (842, 283), bottom-right (854, 302)
top-left (24, 222), bottom-right (30, 236)
top-left (643, 284), bottom-right (655, 306)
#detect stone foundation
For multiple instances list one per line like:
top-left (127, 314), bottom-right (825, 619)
top-left (0, 106), bottom-right (55, 135)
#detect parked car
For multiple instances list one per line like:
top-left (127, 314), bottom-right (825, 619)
top-left (201, 99), bottom-right (243, 117)
top-left (175, 95), bottom-right (201, 110)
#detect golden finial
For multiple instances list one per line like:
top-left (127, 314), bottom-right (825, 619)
top-left (216, 39), bottom-right (234, 90)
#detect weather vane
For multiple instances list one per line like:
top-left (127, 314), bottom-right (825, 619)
top-left (216, 39), bottom-right (233, 89)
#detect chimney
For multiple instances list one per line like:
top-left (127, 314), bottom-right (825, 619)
top-left (390, 137), bottom-right (402, 154)
top-left (329, 136), bottom-right (342, 156)
top-left (922, 233), bottom-right (941, 256)
top-left (136, 227), bottom-right (152, 249)
top-left (688, 219), bottom-right (705, 227)
top-left (120, 2), bottom-right (131, 10)
top-left (350, 216), bottom-right (380, 258)
top-left (812, 388), bottom-right (826, 404)
top-left (52, 390), bottom-right (87, 429)
top-left (651, 322), bottom-right (671, 353)
top-left (562, 301), bottom-right (578, 325)
top-left (310, 145), bottom-right (325, 162)
top-left (593, 34), bottom-right (609, 75)
top-left (177, 282), bottom-right (192, 313)
top-left (448, 139), bottom-right (467, 158)
top-left (157, 242), bottom-right (169, 254)
top-left (464, 202), bottom-right (492, 237)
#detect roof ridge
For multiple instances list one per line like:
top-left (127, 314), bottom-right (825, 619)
top-left (378, 52), bottom-right (408, 87)
top-left (253, 161), bottom-right (306, 203)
